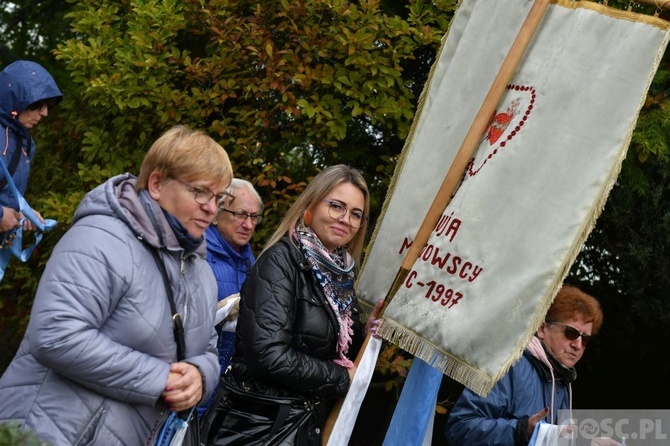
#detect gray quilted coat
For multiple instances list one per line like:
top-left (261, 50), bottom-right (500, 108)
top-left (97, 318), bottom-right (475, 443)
top-left (0, 173), bottom-right (220, 445)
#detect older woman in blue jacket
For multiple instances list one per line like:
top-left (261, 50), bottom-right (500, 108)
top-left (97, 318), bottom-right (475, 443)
top-left (445, 285), bottom-right (603, 446)
top-left (0, 125), bottom-right (231, 445)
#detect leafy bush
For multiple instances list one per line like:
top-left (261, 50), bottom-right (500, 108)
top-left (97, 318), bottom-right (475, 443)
top-left (0, 423), bottom-right (49, 446)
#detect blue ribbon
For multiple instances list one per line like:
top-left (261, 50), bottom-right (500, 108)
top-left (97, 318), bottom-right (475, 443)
top-left (154, 407), bottom-right (196, 446)
top-left (0, 155), bottom-right (57, 283)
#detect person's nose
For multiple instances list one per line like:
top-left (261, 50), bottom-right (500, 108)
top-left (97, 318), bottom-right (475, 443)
top-left (203, 198), bottom-right (218, 215)
top-left (241, 217), bottom-right (254, 229)
top-left (39, 107), bottom-right (48, 117)
top-left (335, 212), bottom-right (351, 226)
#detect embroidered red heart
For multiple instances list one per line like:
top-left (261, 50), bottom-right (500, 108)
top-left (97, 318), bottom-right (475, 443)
top-left (467, 84), bottom-right (536, 177)
top-left (487, 109), bottom-right (515, 145)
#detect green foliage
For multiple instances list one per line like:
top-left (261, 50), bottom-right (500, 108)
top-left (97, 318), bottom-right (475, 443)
top-left (0, 1), bottom-right (71, 73)
top-left (51, 0), bottom-right (457, 254)
top-left (0, 422), bottom-right (48, 446)
top-left (374, 343), bottom-right (412, 395)
top-left (56, 0), bottom-right (189, 187)
top-left (54, 0), bottom-right (456, 211)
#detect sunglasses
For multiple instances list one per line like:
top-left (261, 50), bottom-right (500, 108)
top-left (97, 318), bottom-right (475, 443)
top-left (547, 322), bottom-right (593, 345)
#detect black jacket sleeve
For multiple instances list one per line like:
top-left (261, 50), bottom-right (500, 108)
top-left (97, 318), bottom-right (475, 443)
top-left (236, 240), bottom-right (351, 399)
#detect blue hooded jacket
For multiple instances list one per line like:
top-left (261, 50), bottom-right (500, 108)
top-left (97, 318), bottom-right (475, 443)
top-left (445, 338), bottom-right (572, 446)
top-left (205, 224), bottom-right (256, 372)
top-left (0, 60), bottom-right (62, 219)
top-left (199, 225), bottom-right (255, 416)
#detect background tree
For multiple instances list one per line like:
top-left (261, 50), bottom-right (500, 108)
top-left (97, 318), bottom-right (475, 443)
top-left (54, 0), bottom-right (456, 240)
top-left (0, 0), bottom-right (71, 83)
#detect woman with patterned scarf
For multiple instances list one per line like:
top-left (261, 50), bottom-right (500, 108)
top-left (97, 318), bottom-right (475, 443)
top-left (206, 164), bottom-right (382, 446)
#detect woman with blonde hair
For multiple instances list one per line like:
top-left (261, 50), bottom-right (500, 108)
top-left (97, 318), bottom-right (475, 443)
top-left (0, 125), bottom-right (232, 445)
top-left (208, 164), bottom-right (381, 446)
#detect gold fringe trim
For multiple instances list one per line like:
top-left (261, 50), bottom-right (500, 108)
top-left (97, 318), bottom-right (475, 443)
top-left (376, 318), bottom-right (496, 396)
top-left (554, 0), bottom-right (670, 28)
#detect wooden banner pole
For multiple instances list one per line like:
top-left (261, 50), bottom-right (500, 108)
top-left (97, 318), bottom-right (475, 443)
top-left (321, 0), bottom-right (551, 444)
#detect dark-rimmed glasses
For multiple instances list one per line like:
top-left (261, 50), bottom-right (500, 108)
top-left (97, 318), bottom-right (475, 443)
top-left (321, 199), bottom-right (367, 229)
top-left (220, 209), bottom-right (262, 225)
top-left (547, 322), bottom-right (592, 345)
top-left (174, 178), bottom-right (234, 207)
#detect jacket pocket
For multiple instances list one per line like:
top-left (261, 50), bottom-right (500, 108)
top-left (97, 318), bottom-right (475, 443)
top-left (75, 405), bottom-right (107, 446)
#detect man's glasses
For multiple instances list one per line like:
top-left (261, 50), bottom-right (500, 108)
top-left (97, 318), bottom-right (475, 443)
top-left (547, 322), bottom-right (592, 345)
top-left (322, 199), bottom-right (367, 229)
top-left (174, 179), bottom-right (234, 207)
top-left (220, 209), bottom-right (262, 225)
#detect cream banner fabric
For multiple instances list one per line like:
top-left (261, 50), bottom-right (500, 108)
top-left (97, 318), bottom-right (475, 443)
top-left (357, 0), bottom-right (670, 396)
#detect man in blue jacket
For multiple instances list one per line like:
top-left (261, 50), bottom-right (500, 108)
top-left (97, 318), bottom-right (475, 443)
top-left (205, 177), bottom-right (263, 374)
top-left (198, 179), bottom-right (262, 421)
top-left (0, 60), bottom-right (62, 234)
top-left (445, 285), bottom-right (603, 445)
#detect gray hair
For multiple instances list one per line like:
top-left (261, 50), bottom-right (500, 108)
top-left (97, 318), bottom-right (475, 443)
top-left (222, 178), bottom-right (263, 214)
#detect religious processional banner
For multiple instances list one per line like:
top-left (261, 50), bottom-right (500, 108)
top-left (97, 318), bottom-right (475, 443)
top-left (357, 0), bottom-right (670, 396)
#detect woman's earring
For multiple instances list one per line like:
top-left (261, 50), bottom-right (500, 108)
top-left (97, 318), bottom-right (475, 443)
top-left (303, 210), bottom-right (313, 226)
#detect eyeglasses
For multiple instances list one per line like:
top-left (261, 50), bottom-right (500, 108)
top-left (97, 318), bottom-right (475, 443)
top-left (174, 178), bottom-right (234, 207)
top-left (547, 322), bottom-right (593, 346)
top-left (321, 199), bottom-right (367, 229)
top-left (220, 208), bottom-right (262, 225)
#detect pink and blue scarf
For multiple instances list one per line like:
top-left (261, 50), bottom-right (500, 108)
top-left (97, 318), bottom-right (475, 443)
top-left (294, 224), bottom-right (356, 368)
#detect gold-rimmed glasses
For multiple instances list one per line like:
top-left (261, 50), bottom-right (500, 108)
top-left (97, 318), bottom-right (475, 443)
top-left (173, 178), bottom-right (235, 207)
top-left (321, 199), bottom-right (367, 228)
